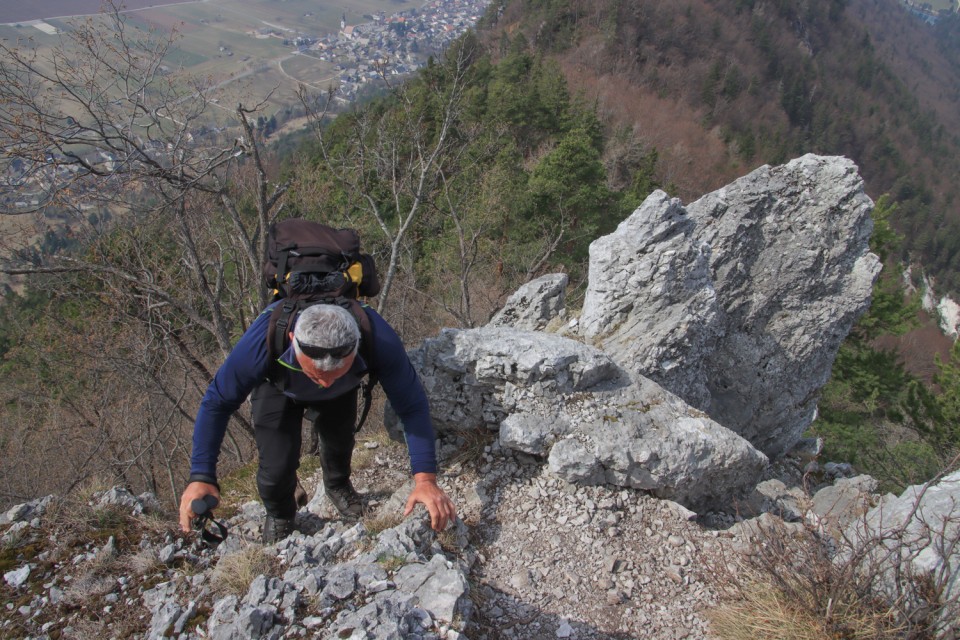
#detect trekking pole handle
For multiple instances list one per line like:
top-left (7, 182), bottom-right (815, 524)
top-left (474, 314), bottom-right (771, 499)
top-left (191, 494), bottom-right (219, 517)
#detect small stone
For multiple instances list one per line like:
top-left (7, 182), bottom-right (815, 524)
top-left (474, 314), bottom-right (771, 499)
top-left (366, 579), bottom-right (392, 593)
top-left (4, 565), bottom-right (30, 588)
top-left (158, 544), bottom-right (177, 565)
top-left (668, 535), bottom-right (685, 547)
top-left (556, 620), bottom-right (574, 638)
top-left (510, 571), bottom-right (530, 591)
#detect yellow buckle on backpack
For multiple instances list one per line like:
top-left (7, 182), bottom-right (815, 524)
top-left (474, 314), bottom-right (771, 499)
top-left (346, 261), bottom-right (363, 285)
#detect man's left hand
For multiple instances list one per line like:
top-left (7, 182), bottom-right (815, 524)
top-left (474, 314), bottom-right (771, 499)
top-left (404, 472), bottom-right (457, 531)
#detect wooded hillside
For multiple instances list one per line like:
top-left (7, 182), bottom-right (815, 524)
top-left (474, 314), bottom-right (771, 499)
top-left (485, 0), bottom-right (960, 293)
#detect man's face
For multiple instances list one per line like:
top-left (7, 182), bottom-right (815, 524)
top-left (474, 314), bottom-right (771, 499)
top-left (295, 350), bottom-right (356, 388)
top-left (291, 332), bottom-right (356, 388)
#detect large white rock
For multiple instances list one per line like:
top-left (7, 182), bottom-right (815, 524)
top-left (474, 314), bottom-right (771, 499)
top-left (688, 154), bottom-right (880, 456)
top-left (406, 326), bottom-right (767, 512)
top-left (580, 190), bottom-right (719, 409)
top-left (579, 154), bottom-right (880, 457)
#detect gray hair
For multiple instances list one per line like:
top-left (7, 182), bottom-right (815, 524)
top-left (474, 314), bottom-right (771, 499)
top-left (292, 304), bottom-right (361, 371)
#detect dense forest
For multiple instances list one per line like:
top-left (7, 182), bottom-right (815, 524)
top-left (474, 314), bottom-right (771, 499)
top-left (0, 0), bottom-right (959, 508)
top-left (485, 0), bottom-right (960, 293)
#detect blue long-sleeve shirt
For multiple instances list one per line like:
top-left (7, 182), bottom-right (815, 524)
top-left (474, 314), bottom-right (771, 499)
top-left (190, 303), bottom-right (437, 480)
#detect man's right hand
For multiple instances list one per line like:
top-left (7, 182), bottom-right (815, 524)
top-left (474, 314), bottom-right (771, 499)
top-left (179, 481), bottom-right (221, 533)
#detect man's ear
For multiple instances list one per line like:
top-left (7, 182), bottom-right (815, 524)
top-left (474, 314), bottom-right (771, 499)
top-left (288, 331), bottom-right (295, 342)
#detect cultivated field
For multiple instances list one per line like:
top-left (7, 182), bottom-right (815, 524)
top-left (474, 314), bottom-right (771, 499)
top-left (1, 0), bottom-right (416, 116)
top-left (0, 0), bottom-right (191, 24)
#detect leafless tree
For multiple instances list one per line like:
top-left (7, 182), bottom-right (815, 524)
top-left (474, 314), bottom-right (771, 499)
top-left (297, 39), bottom-right (482, 317)
top-left (0, 2), bottom-right (286, 348)
top-left (0, 1), bottom-right (287, 505)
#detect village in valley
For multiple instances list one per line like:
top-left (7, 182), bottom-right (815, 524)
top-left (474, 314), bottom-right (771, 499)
top-left (296, 0), bottom-right (491, 103)
top-left (0, 0), bottom-right (492, 219)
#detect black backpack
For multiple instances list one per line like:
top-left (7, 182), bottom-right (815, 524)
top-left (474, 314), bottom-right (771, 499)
top-left (262, 219), bottom-right (381, 431)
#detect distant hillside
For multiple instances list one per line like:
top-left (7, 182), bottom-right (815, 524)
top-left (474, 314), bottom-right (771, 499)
top-left (482, 0), bottom-right (960, 293)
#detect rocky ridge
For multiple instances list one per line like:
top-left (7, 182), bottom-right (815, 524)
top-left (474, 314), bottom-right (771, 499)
top-left (2, 155), bottom-right (957, 639)
top-left (3, 435), bottom-right (957, 639)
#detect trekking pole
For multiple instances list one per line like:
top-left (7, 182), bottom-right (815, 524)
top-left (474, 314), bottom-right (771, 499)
top-left (191, 494), bottom-right (228, 547)
top-left (191, 494), bottom-right (219, 517)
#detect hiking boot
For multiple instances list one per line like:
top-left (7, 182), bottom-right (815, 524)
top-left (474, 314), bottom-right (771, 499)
top-left (262, 515), bottom-right (295, 544)
top-left (325, 481), bottom-right (364, 520)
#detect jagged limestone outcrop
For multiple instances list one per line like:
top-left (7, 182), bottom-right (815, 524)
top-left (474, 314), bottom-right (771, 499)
top-left (406, 155), bottom-right (877, 509)
top-left (488, 273), bottom-right (568, 331)
top-left (577, 154), bottom-right (880, 457)
top-left (579, 190), bottom-right (718, 409)
top-left (842, 471), bottom-right (960, 637)
top-left (687, 154), bottom-right (880, 456)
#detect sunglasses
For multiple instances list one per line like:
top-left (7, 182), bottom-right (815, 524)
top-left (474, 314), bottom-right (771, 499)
top-left (297, 339), bottom-right (357, 360)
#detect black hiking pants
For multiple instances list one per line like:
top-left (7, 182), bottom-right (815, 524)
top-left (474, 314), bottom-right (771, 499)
top-left (251, 382), bottom-right (358, 519)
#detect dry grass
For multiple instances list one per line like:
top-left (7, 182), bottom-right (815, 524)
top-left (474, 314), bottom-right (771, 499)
top-left (708, 504), bottom-right (957, 640)
top-left (709, 581), bottom-right (825, 640)
top-left (445, 427), bottom-right (498, 469)
top-left (219, 461), bottom-right (260, 513)
top-left (39, 489), bottom-right (147, 563)
top-left (436, 527), bottom-right (460, 554)
top-left (125, 546), bottom-right (163, 576)
top-left (709, 576), bottom-right (905, 640)
top-left (61, 571), bottom-right (118, 607)
top-left (361, 512), bottom-right (405, 537)
top-left (210, 543), bottom-right (278, 597)
top-left (375, 554), bottom-right (407, 573)
top-left (59, 602), bottom-right (149, 639)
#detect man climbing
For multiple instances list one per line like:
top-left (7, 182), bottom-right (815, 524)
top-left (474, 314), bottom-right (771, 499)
top-left (178, 302), bottom-right (456, 543)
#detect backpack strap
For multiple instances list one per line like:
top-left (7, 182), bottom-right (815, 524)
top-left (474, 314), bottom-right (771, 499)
top-left (275, 245), bottom-right (294, 287)
top-left (336, 298), bottom-right (379, 433)
top-left (266, 299), bottom-right (302, 391)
